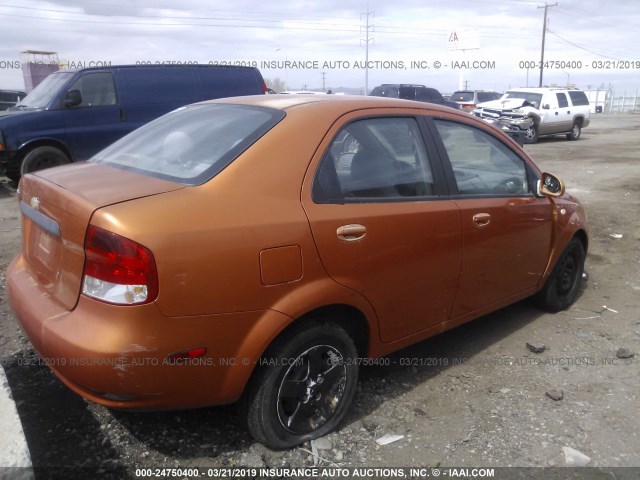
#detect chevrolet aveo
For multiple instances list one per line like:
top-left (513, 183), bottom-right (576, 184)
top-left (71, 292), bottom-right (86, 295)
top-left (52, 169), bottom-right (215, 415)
top-left (7, 95), bottom-right (588, 448)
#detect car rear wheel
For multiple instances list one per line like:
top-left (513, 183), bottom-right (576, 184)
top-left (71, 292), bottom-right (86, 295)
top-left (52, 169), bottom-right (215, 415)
top-left (566, 122), bottom-right (581, 141)
top-left (524, 123), bottom-right (539, 144)
top-left (244, 321), bottom-right (359, 449)
top-left (535, 237), bottom-right (585, 312)
top-left (21, 146), bottom-right (70, 176)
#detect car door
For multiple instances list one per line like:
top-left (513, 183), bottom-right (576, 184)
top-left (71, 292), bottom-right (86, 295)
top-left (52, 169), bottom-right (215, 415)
top-left (62, 71), bottom-right (127, 161)
top-left (302, 112), bottom-right (463, 342)
top-left (538, 92), bottom-right (562, 134)
top-left (430, 118), bottom-right (553, 319)
top-left (554, 92), bottom-right (573, 132)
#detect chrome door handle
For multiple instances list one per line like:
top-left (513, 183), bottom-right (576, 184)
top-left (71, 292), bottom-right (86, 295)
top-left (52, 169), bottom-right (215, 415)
top-left (337, 224), bottom-right (367, 241)
top-left (472, 213), bottom-right (491, 227)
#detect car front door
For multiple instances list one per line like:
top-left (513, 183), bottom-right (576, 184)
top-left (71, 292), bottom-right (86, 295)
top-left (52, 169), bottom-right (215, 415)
top-left (430, 118), bottom-right (553, 319)
top-left (62, 71), bottom-right (127, 161)
top-left (302, 112), bottom-right (463, 343)
top-left (538, 92), bottom-right (562, 134)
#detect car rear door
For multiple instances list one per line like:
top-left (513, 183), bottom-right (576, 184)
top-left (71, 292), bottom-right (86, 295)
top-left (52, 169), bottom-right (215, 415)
top-left (302, 110), bottom-right (463, 343)
top-left (554, 92), bottom-right (573, 132)
top-left (428, 118), bottom-right (553, 318)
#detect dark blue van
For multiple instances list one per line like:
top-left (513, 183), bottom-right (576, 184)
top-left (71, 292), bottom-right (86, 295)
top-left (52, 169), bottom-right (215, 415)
top-left (0, 65), bottom-right (267, 180)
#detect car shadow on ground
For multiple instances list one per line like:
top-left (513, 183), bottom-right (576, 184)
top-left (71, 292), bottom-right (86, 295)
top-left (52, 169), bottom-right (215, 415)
top-left (2, 354), bottom-right (129, 474)
top-left (3, 297), bottom-right (569, 466)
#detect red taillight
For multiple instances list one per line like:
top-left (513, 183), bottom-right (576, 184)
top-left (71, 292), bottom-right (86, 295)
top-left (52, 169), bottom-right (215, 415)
top-left (262, 82), bottom-right (268, 94)
top-left (462, 104), bottom-right (476, 109)
top-left (82, 225), bottom-right (158, 305)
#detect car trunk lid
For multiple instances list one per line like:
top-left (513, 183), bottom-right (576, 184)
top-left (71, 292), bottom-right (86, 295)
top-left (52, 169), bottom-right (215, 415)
top-left (18, 162), bottom-right (184, 310)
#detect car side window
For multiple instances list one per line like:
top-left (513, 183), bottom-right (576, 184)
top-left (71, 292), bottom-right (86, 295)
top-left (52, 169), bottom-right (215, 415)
top-left (556, 93), bottom-right (569, 108)
top-left (67, 73), bottom-right (117, 107)
top-left (434, 120), bottom-right (529, 196)
top-left (568, 90), bottom-right (589, 106)
top-left (314, 117), bottom-right (435, 202)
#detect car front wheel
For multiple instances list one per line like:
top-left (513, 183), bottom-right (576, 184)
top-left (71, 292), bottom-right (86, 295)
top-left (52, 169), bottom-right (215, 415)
top-left (535, 237), bottom-right (585, 312)
top-left (21, 146), bottom-right (70, 176)
top-left (244, 321), bottom-right (359, 449)
top-left (524, 123), bottom-right (539, 144)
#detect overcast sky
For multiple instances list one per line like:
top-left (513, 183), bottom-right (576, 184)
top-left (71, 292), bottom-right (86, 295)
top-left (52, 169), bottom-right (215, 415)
top-left (1, 0), bottom-right (638, 94)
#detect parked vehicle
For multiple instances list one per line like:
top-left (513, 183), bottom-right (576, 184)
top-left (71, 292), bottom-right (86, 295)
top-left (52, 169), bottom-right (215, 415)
top-left (0, 65), bottom-right (267, 180)
top-left (450, 90), bottom-right (502, 112)
top-left (370, 84), bottom-right (460, 109)
top-left (473, 87), bottom-right (590, 143)
top-left (0, 90), bottom-right (26, 111)
top-left (8, 95), bottom-right (588, 449)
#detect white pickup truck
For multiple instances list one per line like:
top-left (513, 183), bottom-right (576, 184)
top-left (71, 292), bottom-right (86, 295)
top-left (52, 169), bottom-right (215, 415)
top-left (473, 87), bottom-right (591, 144)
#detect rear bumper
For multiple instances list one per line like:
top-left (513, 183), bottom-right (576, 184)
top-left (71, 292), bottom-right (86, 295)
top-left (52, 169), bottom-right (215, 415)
top-left (7, 254), bottom-right (291, 410)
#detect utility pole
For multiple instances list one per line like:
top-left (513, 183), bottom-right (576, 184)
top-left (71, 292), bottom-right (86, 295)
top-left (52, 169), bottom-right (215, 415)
top-left (360, 4), bottom-right (375, 95)
top-left (463, 80), bottom-right (469, 90)
top-left (538, 2), bottom-right (557, 87)
top-left (321, 72), bottom-right (327, 92)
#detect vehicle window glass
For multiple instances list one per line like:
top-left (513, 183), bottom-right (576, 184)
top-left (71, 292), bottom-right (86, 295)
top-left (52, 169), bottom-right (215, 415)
top-left (370, 86), bottom-right (399, 98)
top-left (568, 91), bottom-right (589, 106)
top-left (504, 91), bottom-right (543, 108)
top-left (315, 117), bottom-right (435, 201)
top-left (17, 71), bottom-right (74, 109)
top-left (399, 86), bottom-right (417, 100)
top-left (434, 120), bottom-right (529, 196)
top-left (421, 88), bottom-right (442, 102)
top-left (556, 93), bottom-right (569, 108)
top-left (452, 92), bottom-right (474, 102)
top-left (67, 73), bottom-right (117, 107)
top-left (477, 92), bottom-right (499, 102)
top-left (92, 104), bottom-right (284, 185)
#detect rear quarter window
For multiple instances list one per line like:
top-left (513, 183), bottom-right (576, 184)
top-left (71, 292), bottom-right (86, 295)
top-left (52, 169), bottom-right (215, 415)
top-left (91, 104), bottom-right (285, 185)
top-left (568, 91), bottom-right (590, 106)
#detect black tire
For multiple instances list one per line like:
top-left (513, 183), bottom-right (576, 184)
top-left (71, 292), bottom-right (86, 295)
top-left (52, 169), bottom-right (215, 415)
top-left (566, 121), bottom-right (581, 141)
top-left (535, 237), bottom-right (585, 312)
top-left (524, 123), bottom-right (539, 144)
top-left (21, 146), bottom-right (70, 176)
top-left (244, 321), bottom-right (359, 449)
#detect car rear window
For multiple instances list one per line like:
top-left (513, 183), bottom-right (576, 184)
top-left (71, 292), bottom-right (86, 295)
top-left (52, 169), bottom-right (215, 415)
top-left (477, 92), bottom-right (500, 102)
top-left (91, 104), bottom-right (284, 185)
top-left (451, 91), bottom-right (474, 102)
top-left (370, 86), bottom-right (400, 98)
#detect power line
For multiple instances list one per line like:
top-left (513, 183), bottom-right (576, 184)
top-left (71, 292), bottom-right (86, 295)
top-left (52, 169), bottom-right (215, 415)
top-left (547, 29), bottom-right (622, 61)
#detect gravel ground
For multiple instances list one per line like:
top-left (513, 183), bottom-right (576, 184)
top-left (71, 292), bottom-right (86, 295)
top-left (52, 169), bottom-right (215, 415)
top-left (0, 114), bottom-right (639, 478)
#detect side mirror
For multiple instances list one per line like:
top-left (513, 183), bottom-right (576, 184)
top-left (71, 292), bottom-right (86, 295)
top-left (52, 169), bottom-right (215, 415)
top-left (538, 172), bottom-right (565, 197)
top-left (64, 90), bottom-right (82, 108)
top-left (542, 104), bottom-right (550, 110)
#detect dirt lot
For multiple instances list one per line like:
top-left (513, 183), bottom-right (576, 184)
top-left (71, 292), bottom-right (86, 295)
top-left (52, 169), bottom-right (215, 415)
top-left (0, 114), bottom-right (639, 475)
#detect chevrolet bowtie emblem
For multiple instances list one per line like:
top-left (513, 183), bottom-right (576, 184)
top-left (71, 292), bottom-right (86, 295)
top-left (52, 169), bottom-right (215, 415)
top-left (30, 196), bottom-right (40, 210)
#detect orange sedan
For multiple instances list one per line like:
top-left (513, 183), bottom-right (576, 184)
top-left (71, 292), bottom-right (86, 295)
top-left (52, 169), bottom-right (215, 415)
top-left (7, 95), bottom-right (587, 448)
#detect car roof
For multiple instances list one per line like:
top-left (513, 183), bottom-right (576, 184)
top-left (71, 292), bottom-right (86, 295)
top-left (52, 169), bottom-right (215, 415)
top-left (202, 94), bottom-right (460, 114)
top-left (507, 87), bottom-right (581, 92)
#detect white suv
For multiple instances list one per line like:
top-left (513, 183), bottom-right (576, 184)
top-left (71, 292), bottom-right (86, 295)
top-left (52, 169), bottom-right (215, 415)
top-left (473, 87), bottom-right (591, 144)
